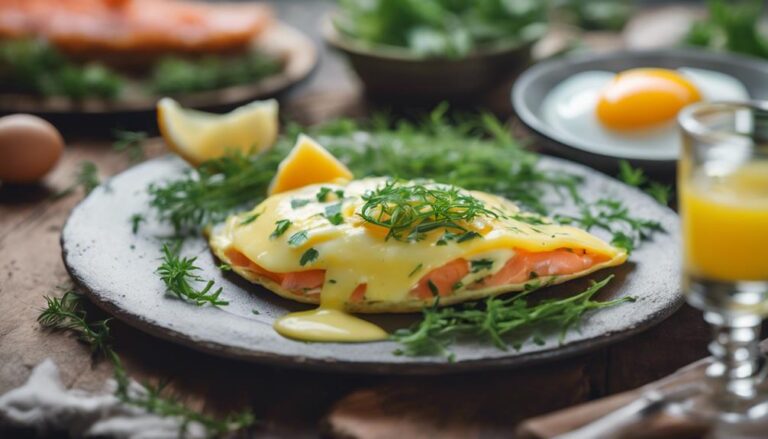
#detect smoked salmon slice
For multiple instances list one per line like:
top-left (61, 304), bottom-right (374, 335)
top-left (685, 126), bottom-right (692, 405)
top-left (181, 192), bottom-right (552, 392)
top-left (0, 0), bottom-right (272, 57)
top-left (226, 247), bottom-right (609, 302)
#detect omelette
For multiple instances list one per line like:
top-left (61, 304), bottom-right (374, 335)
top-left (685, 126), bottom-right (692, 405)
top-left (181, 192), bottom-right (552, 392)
top-left (208, 135), bottom-right (627, 341)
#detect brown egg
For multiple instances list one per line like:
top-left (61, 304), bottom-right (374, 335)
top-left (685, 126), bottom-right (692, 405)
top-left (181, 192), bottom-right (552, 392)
top-left (0, 114), bottom-right (64, 184)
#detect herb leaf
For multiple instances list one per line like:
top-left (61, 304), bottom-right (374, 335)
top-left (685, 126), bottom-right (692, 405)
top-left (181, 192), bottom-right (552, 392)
top-left (300, 248), bottom-right (319, 266)
top-left (324, 203), bottom-right (344, 225)
top-left (291, 198), bottom-right (310, 209)
top-left (270, 219), bottom-right (292, 239)
top-left (288, 230), bottom-right (309, 247)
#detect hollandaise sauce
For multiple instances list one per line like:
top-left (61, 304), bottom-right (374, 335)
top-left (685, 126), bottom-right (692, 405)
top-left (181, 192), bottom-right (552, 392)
top-left (681, 161), bottom-right (768, 281)
top-left (210, 178), bottom-right (625, 343)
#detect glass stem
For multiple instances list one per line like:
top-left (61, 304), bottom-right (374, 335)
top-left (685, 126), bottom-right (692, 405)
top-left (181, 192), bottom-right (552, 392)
top-left (705, 311), bottom-right (765, 403)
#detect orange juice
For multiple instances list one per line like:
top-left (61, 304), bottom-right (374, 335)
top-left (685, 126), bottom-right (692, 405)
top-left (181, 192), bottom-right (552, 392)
top-left (681, 161), bottom-right (768, 282)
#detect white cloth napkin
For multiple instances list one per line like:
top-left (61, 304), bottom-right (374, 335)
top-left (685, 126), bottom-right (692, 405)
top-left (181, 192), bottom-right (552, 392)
top-left (0, 359), bottom-right (206, 438)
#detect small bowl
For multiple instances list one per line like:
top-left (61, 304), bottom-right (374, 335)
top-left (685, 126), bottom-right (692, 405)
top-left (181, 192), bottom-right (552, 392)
top-left (512, 48), bottom-right (768, 173)
top-left (323, 14), bottom-right (539, 103)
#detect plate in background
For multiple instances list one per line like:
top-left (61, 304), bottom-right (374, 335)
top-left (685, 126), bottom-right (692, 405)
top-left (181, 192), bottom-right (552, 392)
top-left (512, 49), bottom-right (768, 173)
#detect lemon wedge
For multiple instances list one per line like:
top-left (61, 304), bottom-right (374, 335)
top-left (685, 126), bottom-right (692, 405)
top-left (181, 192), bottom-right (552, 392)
top-left (268, 134), bottom-right (353, 195)
top-left (157, 97), bottom-right (278, 166)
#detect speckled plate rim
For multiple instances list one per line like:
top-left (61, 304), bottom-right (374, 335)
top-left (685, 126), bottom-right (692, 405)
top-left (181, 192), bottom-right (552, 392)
top-left (512, 48), bottom-right (768, 166)
top-left (61, 155), bottom-right (684, 375)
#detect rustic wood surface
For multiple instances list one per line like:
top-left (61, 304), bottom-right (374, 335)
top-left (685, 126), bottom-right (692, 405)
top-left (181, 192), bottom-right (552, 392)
top-left (0, 1), bottom-right (718, 438)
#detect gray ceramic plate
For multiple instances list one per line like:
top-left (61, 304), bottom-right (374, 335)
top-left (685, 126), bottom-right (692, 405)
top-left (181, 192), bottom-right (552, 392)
top-left (512, 49), bottom-right (768, 172)
top-left (61, 155), bottom-right (683, 374)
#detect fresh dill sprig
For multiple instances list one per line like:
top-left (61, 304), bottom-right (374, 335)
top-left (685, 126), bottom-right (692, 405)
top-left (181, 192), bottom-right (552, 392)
top-left (77, 161), bottom-right (100, 195)
top-left (156, 243), bottom-right (228, 307)
top-left (113, 130), bottom-right (147, 163)
top-left (617, 160), bottom-right (672, 206)
top-left (393, 275), bottom-right (634, 358)
top-left (56, 161), bottom-right (101, 198)
top-left (38, 291), bottom-right (112, 356)
top-left (38, 290), bottom-right (255, 436)
top-left (359, 180), bottom-right (497, 242)
top-left (555, 198), bottom-right (664, 254)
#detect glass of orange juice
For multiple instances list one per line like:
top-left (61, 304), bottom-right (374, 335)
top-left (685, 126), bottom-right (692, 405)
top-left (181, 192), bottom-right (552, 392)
top-left (678, 101), bottom-right (768, 421)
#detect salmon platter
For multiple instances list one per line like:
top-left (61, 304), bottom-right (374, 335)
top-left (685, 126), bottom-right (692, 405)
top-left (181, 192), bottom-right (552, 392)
top-left (0, 0), bottom-right (316, 113)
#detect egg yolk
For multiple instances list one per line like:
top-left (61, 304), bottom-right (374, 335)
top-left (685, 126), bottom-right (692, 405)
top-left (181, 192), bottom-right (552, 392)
top-left (596, 68), bottom-right (701, 131)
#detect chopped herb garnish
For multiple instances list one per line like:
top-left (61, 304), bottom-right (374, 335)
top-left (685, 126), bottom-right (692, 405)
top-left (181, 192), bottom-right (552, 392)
top-left (287, 230), bottom-right (308, 247)
top-left (291, 198), bottom-right (310, 209)
top-left (456, 231), bottom-right (482, 243)
top-left (239, 212), bottom-right (261, 226)
top-left (409, 263), bottom-right (424, 277)
top-left (300, 248), bottom-right (319, 266)
top-left (129, 213), bottom-right (145, 234)
top-left (316, 187), bottom-right (332, 202)
top-left (452, 281), bottom-right (464, 291)
top-left (427, 280), bottom-right (439, 297)
top-left (470, 259), bottom-right (494, 273)
top-left (324, 203), bottom-right (344, 225)
top-left (218, 263), bottom-right (232, 271)
top-left (359, 180), bottom-right (496, 242)
top-left (251, 309), bottom-right (260, 315)
top-left (270, 219), bottom-right (292, 239)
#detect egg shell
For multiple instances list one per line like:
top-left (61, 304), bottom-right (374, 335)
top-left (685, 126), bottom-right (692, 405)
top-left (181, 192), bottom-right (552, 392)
top-left (0, 114), bottom-right (64, 184)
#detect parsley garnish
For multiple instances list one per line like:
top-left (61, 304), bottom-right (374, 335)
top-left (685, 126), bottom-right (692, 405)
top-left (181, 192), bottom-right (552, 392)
top-left (288, 230), bottom-right (308, 247)
top-left (316, 187), bottom-right (332, 202)
top-left (300, 248), bottom-right (319, 266)
top-left (470, 259), bottom-right (494, 273)
top-left (270, 219), bottom-right (292, 239)
top-left (291, 198), bottom-right (310, 209)
top-left (324, 203), bottom-right (344, 225)
top-left (239, 212), bottom-right (261, 226)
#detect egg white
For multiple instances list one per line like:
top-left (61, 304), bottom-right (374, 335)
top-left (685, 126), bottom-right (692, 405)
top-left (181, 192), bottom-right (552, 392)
top-left (540, 68), bottom-right (750, 161)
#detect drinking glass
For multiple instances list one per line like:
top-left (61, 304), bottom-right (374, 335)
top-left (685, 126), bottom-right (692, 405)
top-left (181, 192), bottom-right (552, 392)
top-left (677, 100), bottom-right (768, 421)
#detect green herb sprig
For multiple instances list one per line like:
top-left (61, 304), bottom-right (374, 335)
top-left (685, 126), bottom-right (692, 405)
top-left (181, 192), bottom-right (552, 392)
top-left (555, 199), bottom-right (664, 254)
top-left (359, 180), bottom-right (497, 242)
top-left (617, 160), bottom-right (672, 205)
top-left (113, 130), bottom-right (148, 163)
top-left (156, 243), bottom-right (228, 307)
top-left (685, 0), bottom-right (768, 59)
top-left (38, 290), bottom-right (254, 436)
top-left (393, 275), bottom-right (634, 358)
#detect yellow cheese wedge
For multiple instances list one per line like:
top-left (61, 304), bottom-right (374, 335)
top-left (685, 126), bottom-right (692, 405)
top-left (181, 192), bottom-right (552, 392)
top-left (267, 134), bottom-right (353, 195)
top-left (157, 97), bottom-right (278, 166)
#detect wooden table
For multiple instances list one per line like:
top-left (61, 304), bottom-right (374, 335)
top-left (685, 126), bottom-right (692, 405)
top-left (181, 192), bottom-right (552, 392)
top-left (0, 2), bottom-right (715, 437)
